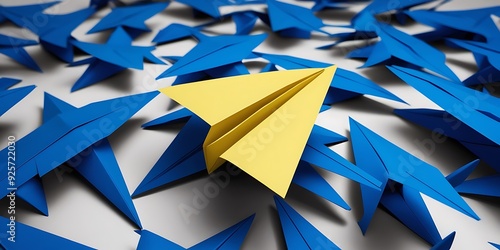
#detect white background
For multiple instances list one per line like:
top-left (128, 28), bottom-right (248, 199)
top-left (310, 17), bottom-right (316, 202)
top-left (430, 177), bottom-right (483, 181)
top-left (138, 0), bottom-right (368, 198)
top-left (0, 0), bottom-right (499, 249)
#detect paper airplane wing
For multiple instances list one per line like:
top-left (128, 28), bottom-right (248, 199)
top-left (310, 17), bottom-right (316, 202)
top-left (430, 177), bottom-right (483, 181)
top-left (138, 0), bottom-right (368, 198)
top-left (448, 39), bottom-right (500, 71)
top-left (0, 77), bottom-right (21, 90)
top-left (37, 8), bottom-right (96, 49)
top-left (157, 33), bottom-right (266, 78)
top-left (0, 1), bottom-right (59, 27)
top-left (0, 92), bottom-right (158, 199)
top-left (446, 160), bottom-right (480, 188)
top-left (152, 23), bottom-right (202, 44)
top-left (301, 139), bottom-right (382, 190)
top-left (142, 107), bottom-right (194, 128)
top-left (0, 85), bottom-right (35, 116)
top-left (431, 232), bottom-right (456, 250)
top-left (0, 217), bottom-right (94, 250)
top-left (133, 115), bottom-right (209, 197)
top-left (161, 66), bottom-right (336, 197)
top-left (292, 161), bottom-right (350, 210)
top-left (274, 196), bottom-right (340, 249)
top-left (395, 108), bottom-right (500, 173)
top-left (70, 57), bottom-right (126, 92)
top-left (189, 214), bottom-right (255, 249)
top-left (17, 177), bottom-right (48, 215)
top-left (463, 65), bottom-right (500, 86)
top-left (455, 175), bottom-right (500, 198)
top-left (255, 52), bottom-right (404, 104)
top-left (381, 186), bottom-right (443, 246)
top-left (176, 0), bottom-right (221, 18)
top-left (136, 230), bottom-right (185, 250)
top-left (0, 47), bottom-right (41, 72)
top-left (490, 242), bottom-right (500, 249)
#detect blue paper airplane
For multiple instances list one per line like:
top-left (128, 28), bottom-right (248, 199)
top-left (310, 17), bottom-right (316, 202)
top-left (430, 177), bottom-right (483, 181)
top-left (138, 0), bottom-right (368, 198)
top-left (0, 78), bottom-right (35, 117)
top-left (0, 1), bottom-right (59, 26)
top-left (0, 91), bottom-right (158, 220)
top-left (266, 0), bottom-right (328, 38)
top-left (87, 2), bottom-right (168, 38)
top-left (349, 118), bottom-right (479, 234)
top-left (389, 65), bottom-right (500, 148)
top-left (394, 108), bottom-right (500, 173)
top-left (255, 52), bottom-right (405, 104)
top-left (346, 21), bottom-right (460, 82)
top-left (0, 33), bottom-right (41, 71)
top-left (40, 93), bottom-right (142, 227)
top-left (23, 8), bottom-right (96, 63)
top-left (0, 216), bottom-right (94, 249)
top-left (137, 214), bottom-right (255, 249)
top-left (70, 27), bottom-right (163, 91)
top-left (274, 196), bottom-right (340, 250)
top-left (156, 32), bottom-right (266, 79)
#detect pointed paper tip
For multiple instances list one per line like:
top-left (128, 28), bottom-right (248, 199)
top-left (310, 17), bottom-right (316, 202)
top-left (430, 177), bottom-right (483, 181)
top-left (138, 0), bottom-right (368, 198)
top-left (132, 181), bottom-right (150, 198)
top-left (489, 242), bottom-right (500, 249)
top-left (431, 231), bottom-right (455, 250)
top-left (446, 159), bottom-right (480, 187)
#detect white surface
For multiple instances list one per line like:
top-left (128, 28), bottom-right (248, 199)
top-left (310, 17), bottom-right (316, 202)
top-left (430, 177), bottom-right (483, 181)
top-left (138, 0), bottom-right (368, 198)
top-left (0, 0), bottom-right (499, 249)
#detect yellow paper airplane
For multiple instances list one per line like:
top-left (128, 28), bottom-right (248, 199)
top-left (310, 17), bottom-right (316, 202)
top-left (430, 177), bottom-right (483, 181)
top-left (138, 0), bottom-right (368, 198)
top-left (160, 66), bottom-right (337, 197)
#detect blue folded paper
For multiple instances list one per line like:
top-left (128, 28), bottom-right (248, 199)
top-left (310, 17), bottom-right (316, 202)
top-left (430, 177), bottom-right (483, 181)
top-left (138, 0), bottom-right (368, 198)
top-left (137, 214), bottom-right (255, 249)
top-left (0, 91), bottom-right (158, 227)
top-left (0, 77), bottom-right (35, 117)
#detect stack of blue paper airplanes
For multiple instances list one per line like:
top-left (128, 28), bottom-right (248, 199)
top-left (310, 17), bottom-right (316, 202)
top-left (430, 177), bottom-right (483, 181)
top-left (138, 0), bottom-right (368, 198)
top-left (0, 0), bottom-right (499, 249)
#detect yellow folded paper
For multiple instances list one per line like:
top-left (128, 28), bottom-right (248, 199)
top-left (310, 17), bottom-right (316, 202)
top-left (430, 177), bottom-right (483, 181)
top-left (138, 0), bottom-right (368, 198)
top-left (160, 66), bottom-right (337, 197)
